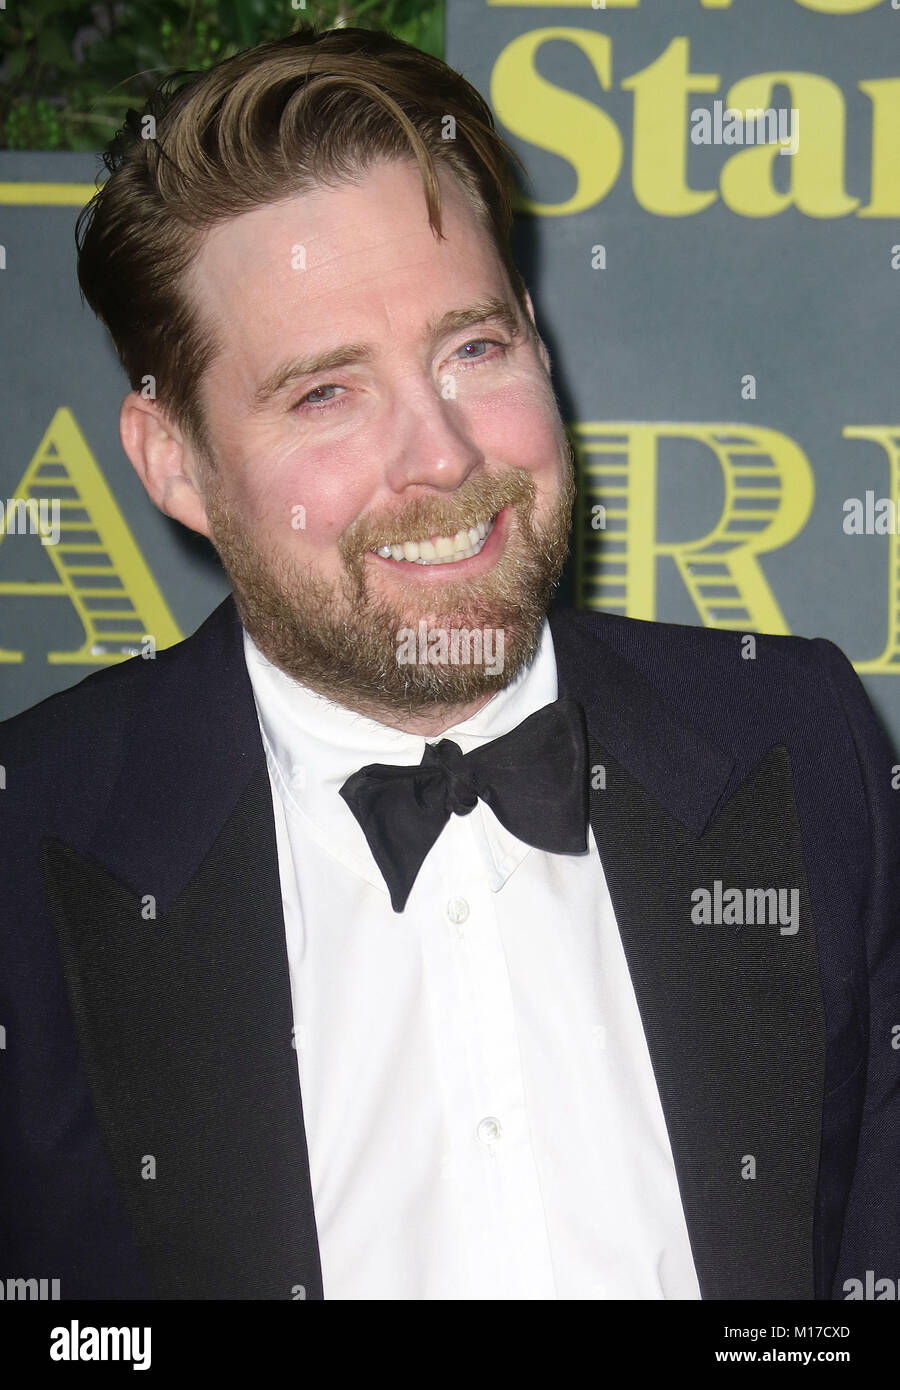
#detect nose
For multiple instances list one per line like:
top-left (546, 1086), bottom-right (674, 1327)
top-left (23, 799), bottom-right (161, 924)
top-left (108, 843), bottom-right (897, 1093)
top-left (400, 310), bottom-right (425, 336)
top-left (381, 377), bottom-right (484, 495)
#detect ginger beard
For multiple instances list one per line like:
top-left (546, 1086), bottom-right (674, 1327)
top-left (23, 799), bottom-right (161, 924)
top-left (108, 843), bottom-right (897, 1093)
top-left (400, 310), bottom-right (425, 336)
top-left (200, 445), bottom-right (576, 719)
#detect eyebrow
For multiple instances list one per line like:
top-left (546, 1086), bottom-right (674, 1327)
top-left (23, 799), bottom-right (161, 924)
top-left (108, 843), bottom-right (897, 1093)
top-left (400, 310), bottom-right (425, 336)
top-left (250, 296), bottom-right (523, 409)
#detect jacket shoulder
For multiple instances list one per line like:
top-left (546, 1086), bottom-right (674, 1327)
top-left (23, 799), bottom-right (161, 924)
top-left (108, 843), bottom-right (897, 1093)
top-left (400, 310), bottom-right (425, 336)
top-left (0, 597), bottom-right (232, 755)
top-left (549, 606), bottom-right (888, 769)
top-left (552, 605), bottom-right (822, 674)
top-left (0, 635), bottom-right (184, 782)
top-left (0, 603), bottom-right (227, 830)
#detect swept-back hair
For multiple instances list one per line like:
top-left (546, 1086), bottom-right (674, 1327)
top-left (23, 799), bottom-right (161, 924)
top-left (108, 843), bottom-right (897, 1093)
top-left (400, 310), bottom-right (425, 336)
top-left (76, 23), bottom-right (528, 457)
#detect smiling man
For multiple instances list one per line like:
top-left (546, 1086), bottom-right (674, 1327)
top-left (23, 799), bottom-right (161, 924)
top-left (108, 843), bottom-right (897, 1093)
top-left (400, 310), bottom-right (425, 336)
top-left (134, 157), bottom-right (575, 729)
top-left (2, 24), bottom-right (899, 1304)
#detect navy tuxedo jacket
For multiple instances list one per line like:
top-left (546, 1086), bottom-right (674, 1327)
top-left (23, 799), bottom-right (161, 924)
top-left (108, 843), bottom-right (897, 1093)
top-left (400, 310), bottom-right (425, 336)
top-left (2, 594), bottom-right (899, 1300)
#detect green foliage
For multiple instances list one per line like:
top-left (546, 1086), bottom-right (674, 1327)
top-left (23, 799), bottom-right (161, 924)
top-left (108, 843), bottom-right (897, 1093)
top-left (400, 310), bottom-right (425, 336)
top-left (0, 0), bottom-right (445, 151)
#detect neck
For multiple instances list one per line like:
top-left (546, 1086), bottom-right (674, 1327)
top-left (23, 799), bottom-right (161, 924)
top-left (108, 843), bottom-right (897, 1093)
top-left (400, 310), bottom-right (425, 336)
top-left (345, 691), bottom-right (498, 737)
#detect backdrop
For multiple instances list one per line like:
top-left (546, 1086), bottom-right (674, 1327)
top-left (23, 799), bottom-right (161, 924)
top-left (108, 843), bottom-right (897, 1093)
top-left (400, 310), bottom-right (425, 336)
top-left (2, 1), bottom-right (899, 763)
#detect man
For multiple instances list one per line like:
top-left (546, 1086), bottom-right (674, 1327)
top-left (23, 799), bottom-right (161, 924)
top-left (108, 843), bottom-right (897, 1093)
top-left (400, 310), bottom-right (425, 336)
top-left (2, 25), bottom-right (898, 1301)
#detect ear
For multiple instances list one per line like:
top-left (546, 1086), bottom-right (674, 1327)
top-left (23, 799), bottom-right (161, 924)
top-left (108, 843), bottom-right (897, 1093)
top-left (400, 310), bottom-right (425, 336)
top-left (523, 288), bottom-right (551, 376)
top-left (119, 392), bottom-right (212, 540)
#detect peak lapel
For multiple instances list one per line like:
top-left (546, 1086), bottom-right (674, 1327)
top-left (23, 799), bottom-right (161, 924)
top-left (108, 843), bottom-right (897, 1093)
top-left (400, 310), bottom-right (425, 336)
top-left (42, 596), bottom-right (322, 1299)
top-left (551, 610), bottom-right (826, 1299)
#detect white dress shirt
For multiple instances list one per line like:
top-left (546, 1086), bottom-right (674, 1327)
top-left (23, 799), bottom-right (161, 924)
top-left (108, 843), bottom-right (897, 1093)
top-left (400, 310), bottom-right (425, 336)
top-left (242, 619), bottom-right (701, 1300)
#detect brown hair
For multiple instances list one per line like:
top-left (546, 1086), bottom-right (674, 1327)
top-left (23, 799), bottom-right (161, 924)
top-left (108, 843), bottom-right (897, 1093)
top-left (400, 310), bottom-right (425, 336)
top-left (75, 23), bottom-right (530, 461)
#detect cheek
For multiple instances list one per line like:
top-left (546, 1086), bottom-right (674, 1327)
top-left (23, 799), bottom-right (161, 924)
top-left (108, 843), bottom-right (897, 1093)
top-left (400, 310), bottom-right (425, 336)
top-left (465, 384), bottom-right (565, 482)
top-left (223, 436), bottom-right (372, 552)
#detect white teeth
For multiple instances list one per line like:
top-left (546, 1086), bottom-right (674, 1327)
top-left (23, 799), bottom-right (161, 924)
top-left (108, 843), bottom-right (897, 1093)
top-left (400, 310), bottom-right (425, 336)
top-left (372, 514), bottom-right (498, 566)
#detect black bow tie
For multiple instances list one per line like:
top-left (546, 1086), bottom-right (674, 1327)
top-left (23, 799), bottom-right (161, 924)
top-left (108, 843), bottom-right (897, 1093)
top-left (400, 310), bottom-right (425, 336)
top-left (339, 697), bottom-right (590, 913)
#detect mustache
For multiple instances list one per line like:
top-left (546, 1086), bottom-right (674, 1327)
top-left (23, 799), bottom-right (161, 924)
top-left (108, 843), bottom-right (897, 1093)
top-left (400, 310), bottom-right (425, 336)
top-left (338, 468), bottom-right (537, 560)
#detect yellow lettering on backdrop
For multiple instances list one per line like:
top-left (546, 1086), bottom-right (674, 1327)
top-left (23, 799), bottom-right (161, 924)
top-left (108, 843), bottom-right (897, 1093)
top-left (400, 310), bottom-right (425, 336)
top-left (491, 29), bottom-right (623, 216)
top-left (843, 427), bottom-right (900, 672)
top-left (794, 0), bottom-right (885, 12)
top-left (858, 79), bottom-right (900, 216)
top-left (623, 39), bottom-right (719, 216)
top-left (575, 423), bottom-right (814, 631)
top-left (0, 408), bottom-right (182, 664)
top-left (490, 32), bottom-right (899, 219)
top-left (720, 73), bottom-right (858, 218)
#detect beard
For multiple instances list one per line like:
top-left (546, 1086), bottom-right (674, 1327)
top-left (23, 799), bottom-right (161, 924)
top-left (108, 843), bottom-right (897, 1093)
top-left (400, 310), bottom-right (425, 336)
top-left (201, 444), bottom-right (576, 722)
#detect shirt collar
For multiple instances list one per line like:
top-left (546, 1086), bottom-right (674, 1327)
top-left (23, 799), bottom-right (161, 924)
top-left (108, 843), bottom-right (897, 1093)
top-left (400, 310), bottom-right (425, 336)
top-left (243, 618), bottom-right (560, 895)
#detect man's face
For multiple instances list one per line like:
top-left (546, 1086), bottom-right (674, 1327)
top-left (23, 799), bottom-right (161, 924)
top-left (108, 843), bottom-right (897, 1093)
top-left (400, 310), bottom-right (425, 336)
top-left (184, 157), bottom-right (575, 721)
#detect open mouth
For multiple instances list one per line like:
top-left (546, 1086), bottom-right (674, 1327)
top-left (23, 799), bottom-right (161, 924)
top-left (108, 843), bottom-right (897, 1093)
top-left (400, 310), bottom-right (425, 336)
top-left (370, 512), bottom-right (499, 566)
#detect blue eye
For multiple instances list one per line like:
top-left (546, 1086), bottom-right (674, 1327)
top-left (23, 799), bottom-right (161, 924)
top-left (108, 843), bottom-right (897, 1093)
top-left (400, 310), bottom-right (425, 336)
top-left (292, 383), bottom-right (345, 412)
top-left (454, 338), bottom-right (501, 361)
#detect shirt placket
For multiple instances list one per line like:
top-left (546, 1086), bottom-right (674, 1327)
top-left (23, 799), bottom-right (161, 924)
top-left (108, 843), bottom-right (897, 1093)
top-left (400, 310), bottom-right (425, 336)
top-left (415, 811), bottom-right (558, 1299)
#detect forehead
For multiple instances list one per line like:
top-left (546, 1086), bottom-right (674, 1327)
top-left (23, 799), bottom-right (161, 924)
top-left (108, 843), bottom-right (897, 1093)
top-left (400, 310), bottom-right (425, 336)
top-left (186, 159), bottom-right (507, 365)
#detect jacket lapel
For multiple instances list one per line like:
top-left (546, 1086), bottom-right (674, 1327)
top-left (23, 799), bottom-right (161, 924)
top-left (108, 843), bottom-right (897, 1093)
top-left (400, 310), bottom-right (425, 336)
top-left (550, 609), bottom-right (826, 1299)
top-left (42, 596), bottom-right (323, 1299)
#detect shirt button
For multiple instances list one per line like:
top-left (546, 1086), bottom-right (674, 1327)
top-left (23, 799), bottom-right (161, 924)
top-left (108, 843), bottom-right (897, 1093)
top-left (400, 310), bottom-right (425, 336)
top-left (446, 897), bottom-right (469, 924)
top-left (476, 1116), bottom-right (502, 1146)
